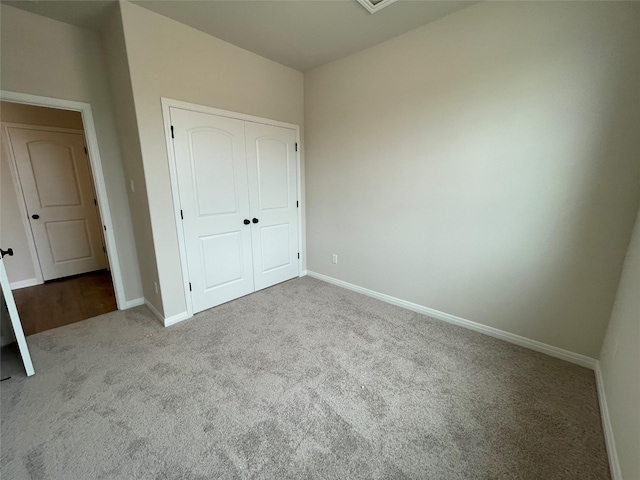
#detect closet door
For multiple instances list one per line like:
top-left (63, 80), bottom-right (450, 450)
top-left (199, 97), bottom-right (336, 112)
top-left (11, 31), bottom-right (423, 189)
top-left (170, 108), bottom-right (255, 314)
top-left (245, 122), bottom-right (299, 291)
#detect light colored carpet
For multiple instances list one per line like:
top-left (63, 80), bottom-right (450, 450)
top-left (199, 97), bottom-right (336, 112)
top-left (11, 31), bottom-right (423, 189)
top-left (1, 276), bottom-right (609, 479)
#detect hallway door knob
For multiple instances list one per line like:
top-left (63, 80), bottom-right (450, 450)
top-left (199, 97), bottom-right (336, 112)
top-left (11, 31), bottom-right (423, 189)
top-left (243, 219), bottom-right (251, 225)
top-left (1, 247), bottom-right (13, 258)
top-left (31, 214), bottom-right (40, 220)
top-left (252, 218), bottom-right (259, 224)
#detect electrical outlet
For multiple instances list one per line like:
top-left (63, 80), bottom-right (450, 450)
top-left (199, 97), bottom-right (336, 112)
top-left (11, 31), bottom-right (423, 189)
top-left (154, 281), bottom-right (159, 295)
top-left (332, 254), bottom-right (338, 264)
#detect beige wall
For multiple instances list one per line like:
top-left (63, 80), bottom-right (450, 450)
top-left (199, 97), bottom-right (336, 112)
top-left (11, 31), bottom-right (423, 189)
top-left (119, 1), bottom-right (304, 318)
top-left (1, 102), bottom-right (84, 284)
top-left (0, 4), bottom-right (143, 302)
top-left (600, 208), bottom-right (640, 480)
top-left (304, 1), bottom-right (640, 358)
top-left (101, 3), bottom-right (161, 312)
top-left (1, 102), bottom-right (84, 130)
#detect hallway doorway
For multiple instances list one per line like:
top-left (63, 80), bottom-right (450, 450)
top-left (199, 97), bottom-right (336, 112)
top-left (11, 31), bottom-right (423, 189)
top-left (1, 101), bottom-right (117, 338)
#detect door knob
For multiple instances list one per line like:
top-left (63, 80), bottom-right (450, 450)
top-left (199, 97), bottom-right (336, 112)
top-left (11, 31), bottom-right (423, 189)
top-left (1, 247), bottom-right (13, 258)
top-left (243, 219), bottom-right (250, 225)
top-left (252, 218), bottom-right (259, 224)
top-left (31, 214), bottom-right (40, 220)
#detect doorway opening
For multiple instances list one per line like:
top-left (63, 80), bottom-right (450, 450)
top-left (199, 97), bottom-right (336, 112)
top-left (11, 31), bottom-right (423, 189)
top-left (1, 100), bottom-right (117, 336)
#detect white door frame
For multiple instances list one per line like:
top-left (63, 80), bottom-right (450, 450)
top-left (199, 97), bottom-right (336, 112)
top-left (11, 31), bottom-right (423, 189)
top-left (0, 258), bottom-right (34, 376)
top-left (0, 90), bottom-right (128, 310)
top-left (160, 97), bottom-right (303, 319)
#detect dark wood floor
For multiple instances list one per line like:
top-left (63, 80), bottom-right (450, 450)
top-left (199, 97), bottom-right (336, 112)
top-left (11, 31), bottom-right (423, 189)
top-left (13, 270), bottom-right (117, 336)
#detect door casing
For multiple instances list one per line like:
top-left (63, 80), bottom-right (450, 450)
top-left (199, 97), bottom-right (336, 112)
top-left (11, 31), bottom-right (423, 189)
top-left (161, 97), bottom-right (303, 323)
top-left (0, 90), bottom-right (129, 310)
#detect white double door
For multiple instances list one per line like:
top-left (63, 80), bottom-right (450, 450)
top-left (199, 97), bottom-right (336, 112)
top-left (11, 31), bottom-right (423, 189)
top-left (171, 108), bottom-right (299, 314)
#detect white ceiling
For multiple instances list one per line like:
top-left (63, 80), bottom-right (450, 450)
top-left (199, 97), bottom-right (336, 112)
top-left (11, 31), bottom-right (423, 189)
top-left (3, 0), bottom-right (476, 71)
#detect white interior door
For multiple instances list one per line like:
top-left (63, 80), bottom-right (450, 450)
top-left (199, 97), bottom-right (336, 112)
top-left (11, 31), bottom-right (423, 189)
top-left (245, 122), bottom-right (299, 291)
top-left (170, 108), bottom-right (255, 314)
top-left (7, 127), bottom-right (106, 281)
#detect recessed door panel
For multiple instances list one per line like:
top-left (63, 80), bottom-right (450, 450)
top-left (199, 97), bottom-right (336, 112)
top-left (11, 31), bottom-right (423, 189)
top-left (260, 224), bottom-right (291, 273)
top-left (171, 108), bottom-right (255, 314)
top-left (201, 232), bottom-right (244, 289)
top-left (29, 142), bottom-right (82, 207)
top-left (257, 138), bottom-right (289, 210)
top-left (7, 127), bottom-right (107, 281)
top-left (46, 220), bottom-right (92, 263)
top-left (190, 129), bottom-right (238, 216)
top-left (246, 122), bottom-right (299, 291)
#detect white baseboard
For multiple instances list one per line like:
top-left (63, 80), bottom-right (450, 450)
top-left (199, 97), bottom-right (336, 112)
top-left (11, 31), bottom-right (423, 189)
top-left (124, 297), bottom-right (144, 309)
top-left (143, 299), bottom-right (191, 327)
top-left (300, 269), bottom-right (308, 276)
top-left (306, 271), bottom-right (618, 473)
top-left (595, 363), bottom-right (621, 480)
top-left (164, 311), bottom-right (191, 327)
top-left (10, 278), bottom-right (40, 290)
top-left (306, 270), bottom-right (598, 370)
top-left (144, 299), bottom-right (164, 325)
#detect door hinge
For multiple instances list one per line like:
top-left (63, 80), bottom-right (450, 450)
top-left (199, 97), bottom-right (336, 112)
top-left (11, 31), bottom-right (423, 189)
top-left (189, 282), bottom-right (192, 291)
top-left (171, 125), bottom-right (175, 139)
top-left (84, 147), bottom-right (88, 154)
top-left (94, 198), bottom-right (97, 206)
top-left (102, 246), bottom-right (106, 253)
top-left (180, 209), bottom-right (184, 220)
top-left (298, 252), bottom-right (300, 259)
top-left (103, 225), bottom-right (107, 231)
top-left (296, 201), bottom-right (299, 208)
top-left (295, 142), bottom-right (298, 152)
